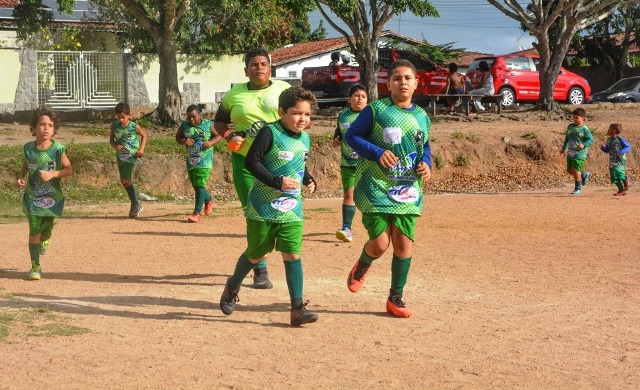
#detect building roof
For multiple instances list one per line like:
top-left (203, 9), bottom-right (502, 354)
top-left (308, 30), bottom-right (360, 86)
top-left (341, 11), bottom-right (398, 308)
top-left (0, 0), bottom-right (112, 28)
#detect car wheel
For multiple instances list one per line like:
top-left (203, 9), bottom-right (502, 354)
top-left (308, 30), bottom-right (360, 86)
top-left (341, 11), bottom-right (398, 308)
top-left (498, 87), bottom-right (515, 107)
top-left (624, 98), bottom-right (635, 103)
top-left (567, 87), bottom-right (585, 104)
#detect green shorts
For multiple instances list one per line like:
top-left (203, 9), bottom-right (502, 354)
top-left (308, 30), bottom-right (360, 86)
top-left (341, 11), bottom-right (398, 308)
top-left (231, 153), bottom-right (254, 207)
top-left (117, 160), bottom-right (136, 181)
top-left (340, 166), bottom-right (356, 192)
top-left (245, 219), bottom-right (303, 259)
top-left (566, 158), bottom-right (585, 173)
top-left (27, 215), bottom-right (55, 238)
top-left (610, 166), bottom-right (626, 183)
top-left (361, 212), bottom-right (417, 241)
top-left (188, 167), bottom-right (211, 188)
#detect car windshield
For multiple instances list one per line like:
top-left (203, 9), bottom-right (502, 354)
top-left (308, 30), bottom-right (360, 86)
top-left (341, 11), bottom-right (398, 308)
top-left (607, 78), bottom-right (640, 90)
top-left (468, 58), bottom-right (496, 71)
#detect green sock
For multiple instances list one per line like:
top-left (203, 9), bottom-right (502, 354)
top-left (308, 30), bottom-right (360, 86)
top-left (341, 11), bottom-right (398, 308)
top-left (574, 181), bottom-right (582, 190)
top-left (194, 187), bottom-right (207, 213)
top-left (390, 255), bottom-right (412, 294)
top-left (342, 205), bottom-right (356, 229)
top-left (284, 259), bottom-right (303, 307)
top-left (28, 243), bottom-right (40, 269)
top-left (125, 184), bottom-right (138, 203)
top-left (254, 258), bottom-right (267, 270)
top-left (228, 253), bottom-right (255, 288)
top-left (360, 248), bottom-right (378, 265)
top-left (615, 181), bottom-right (624, 191)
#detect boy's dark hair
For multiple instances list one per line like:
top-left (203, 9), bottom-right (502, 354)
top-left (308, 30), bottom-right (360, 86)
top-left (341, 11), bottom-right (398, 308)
top-left (186, 104), bottom-right (201, 114)
top-left (349, 83), bottom-right (367, 97)
top-left (115, 102), bottom-right (131, 115)
top-left (572, 107), bottom-right (586, 118)
top-left (244, 47), bottom-right (270, 67)
top-left (448, 63), bottom-right (458, 73)
top-left (279, 87), bottom-right (316, 112)
top-left (30, 107), bottom-right (60, 134)
top-left (479, 61), bottom-right (490, 72)
top-left (610, 123), bottom-right (622, 134)
top-left (387, 59), bottom-right (416, 77)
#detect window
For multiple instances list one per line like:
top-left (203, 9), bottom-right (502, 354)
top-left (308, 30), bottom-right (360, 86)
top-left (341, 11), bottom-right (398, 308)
top-left (288, 71), bottom-right (297, 78)
top-left (505, 57), bottom-right (531, 71)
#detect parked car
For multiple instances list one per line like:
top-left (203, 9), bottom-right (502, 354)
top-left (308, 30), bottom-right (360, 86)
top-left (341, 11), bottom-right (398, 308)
top-left (465, 54), bottom-right (591, 106)
top-left (588, 76), bottom-right (640, 103)
top-left (302, 48), bottom-right (449, 108)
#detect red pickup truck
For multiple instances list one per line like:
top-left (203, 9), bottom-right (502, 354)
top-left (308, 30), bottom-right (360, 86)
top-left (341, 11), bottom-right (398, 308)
top-left (301, 48), bottom-right (449, 107)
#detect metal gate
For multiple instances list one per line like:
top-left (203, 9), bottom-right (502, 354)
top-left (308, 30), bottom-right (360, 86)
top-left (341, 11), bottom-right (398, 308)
top-left (37, 51), bottom-right (125, 109)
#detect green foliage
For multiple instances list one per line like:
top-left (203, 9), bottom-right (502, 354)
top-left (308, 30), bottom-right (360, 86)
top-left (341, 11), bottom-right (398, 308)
top-left (523, 131), bottom-right (538, 139)
top-left (386, 38), bottom-right (464, 66)
top-left (451, 131), bottom-right (479, 143)
top-left (19, 26), bottom-right (83, 51)
top-left (454, 152), bottom-right (470, 167)
top-left (451, 131), bottom-right (464, 139)
top-left (433, 154), bottom-right (444, 170)
top-left (0, 304), bottom-right (90, 342)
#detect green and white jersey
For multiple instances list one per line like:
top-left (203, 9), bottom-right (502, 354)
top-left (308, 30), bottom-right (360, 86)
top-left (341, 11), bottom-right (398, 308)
top-left (562, 123), bottom-right (592, 160)
top-left (219, 80), bottom-right (290, 156)
top-left (23, 141), bottom-right (66, 217)
top-left (112, 120), bottom-right (140, 164)
top-left (245, 122), bottom-right (310, 223)
top-left (606, 137), bottom-right (627, 169)
top-left (337, 109), bottom-right (360, 167)
top-left (354, 98), bottom-right (430, 215)
top-left (181, 119), bottom-right (214, 170)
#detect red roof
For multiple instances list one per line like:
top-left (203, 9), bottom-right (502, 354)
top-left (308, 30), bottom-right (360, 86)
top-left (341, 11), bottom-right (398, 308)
top-left (271, 37), bottom-right (349, 66)
top-left (0, 0), bottom-right (18, 7)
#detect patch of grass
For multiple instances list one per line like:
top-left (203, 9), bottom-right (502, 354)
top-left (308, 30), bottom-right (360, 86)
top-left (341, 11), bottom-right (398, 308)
top-left (451, 131), bottom-right (464, 139)
top-left (70, 127), bottom-right (110, 137)
top-left (136, 117), bottom-right (156, 129)
top-left (454, 153), bottom-right (470, 167)
top-left (0, 304), bottom-right (91, 342)
top-left (307, 207), bottom-right (332, 213)
top-left (465, 132), bottom-right (480, 143)
top-left (434, 154), bottom-right (445, 170)
top-left (430, 136), bottom-right (437, 143)
top-left (523, 131), bottom-right (538, 139)
top-left (28, 323), bottom-right (91, 337)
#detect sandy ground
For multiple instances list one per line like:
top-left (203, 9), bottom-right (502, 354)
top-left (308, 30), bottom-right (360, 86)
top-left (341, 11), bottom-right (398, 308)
top-left (1, 186), bottom-right (639, 389)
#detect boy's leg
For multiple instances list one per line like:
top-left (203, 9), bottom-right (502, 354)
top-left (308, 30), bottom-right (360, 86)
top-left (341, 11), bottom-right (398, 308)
top-left (26, 215), bottom-right (47, 280)
top-left (386, 216), bottom-right (417, 318)
top-left (347, 213), bottom-right (390, 292)
top-left (337, 168), bottom-right (356, 242)
top-left (39, 217), bottom-right (54, 255)
top-left (568, 159), bottom-right (584, 194)
top-left (612, 167), bottom-right (627, 195)
top-left (120, 161), bottom-right (142, 216)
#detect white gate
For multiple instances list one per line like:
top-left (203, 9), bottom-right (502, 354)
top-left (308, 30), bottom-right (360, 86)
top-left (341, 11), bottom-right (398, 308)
top-left (37, 51), bottom-right (125, 109)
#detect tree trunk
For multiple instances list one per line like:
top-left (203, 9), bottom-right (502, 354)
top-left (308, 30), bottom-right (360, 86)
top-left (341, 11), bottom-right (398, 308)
top-left (358, 41), bottom-right (379, 102)
top-left (155, 38), bottom-right (182, 126)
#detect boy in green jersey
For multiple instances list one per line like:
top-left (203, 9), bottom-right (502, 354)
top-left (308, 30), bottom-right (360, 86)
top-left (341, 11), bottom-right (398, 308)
top-left (110, 102), bottom-right (148, 217)
top-left (17, 108), bottom-right (73, 280)
top-left (560, 108), bottom-right (593, 195)
top-left (176, 104), bottom-right (222, 222)
top-left (219, 87), bottom-right (319, 326)
top-left (332, 84), bottom-right (368, 243)
top-left (345, 59), bottom-right (432, 318)
top-left (213, 47), bottom-right (291, 289)
top-left (600, 123), bottom-right (632, 196)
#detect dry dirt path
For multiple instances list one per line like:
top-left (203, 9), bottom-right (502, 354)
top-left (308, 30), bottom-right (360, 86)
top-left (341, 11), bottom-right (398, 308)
top-left (1, 187), bottom-right (639, 389)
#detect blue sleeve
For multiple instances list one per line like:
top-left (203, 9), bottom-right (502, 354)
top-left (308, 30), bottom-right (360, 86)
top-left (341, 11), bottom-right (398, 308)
top-left (345, 106), bottom-right (386, 161)
top-left (619, 136), bottom-right (632, 155)
top-left (422, 138), bottom-right (432, 170)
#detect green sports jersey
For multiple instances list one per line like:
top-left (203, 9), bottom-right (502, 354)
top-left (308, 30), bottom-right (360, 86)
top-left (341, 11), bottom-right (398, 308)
top-left (23, 141), bottom-right (66, 217)
top-left (605, 137), bottom-right (627, 169)
top-left (245, 122), bottom-right (310, 223)
top-left (219, 80), bottom-right (290, 156)
top-left (337, 109), bottom-right (361, 167)
top-left (354, 98), bottom-right (430, 215)
top-left (112, 120), bottom-right (141, 164)
top-left (180, 119), bottom-right (214, 170)
top-left (562, 123), bottom-right (593, 160)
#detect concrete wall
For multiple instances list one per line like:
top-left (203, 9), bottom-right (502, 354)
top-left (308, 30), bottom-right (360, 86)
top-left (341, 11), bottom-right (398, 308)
top-left (0, 49), bottom-right (21, 113)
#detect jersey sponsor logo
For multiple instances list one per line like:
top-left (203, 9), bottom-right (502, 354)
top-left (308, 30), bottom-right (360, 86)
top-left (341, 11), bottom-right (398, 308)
top-left (387, 185), bottom-right (419, 203)
top-left (383, 127), bottom-right (403, 144)
top-left (278, 151), bottom-right (294, 161)
top-left (33, 197), bottom-right (56, 209)
top-left (28, 163), bottom-right (38, 170)
top-left (271, 196), bottom-right (298, 212)
top-left (118, 151), bottom-right (133, 161)
top-left (189, 156), bottom-right (201, 165)
top-left (247, 120), bottom-right (267, 138)
top-left (349, 151), bottom-right (359, 159)
top-left (388, 152), bottom-right (418, 181)
top-left (340, 122), bottom-right (350, 130)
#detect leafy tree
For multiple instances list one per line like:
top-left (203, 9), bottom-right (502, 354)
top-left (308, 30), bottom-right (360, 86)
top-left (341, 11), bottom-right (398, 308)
top-left (314, 0), bottom-right (439, 101)
top-left (308, 20), bottom-right (328, 42)
top-left (385, 37), bottom-right (464, 66)
top-left (13, 0), bottom-right (313, 125)
top-left (487, 0), bottom-right (639, 110)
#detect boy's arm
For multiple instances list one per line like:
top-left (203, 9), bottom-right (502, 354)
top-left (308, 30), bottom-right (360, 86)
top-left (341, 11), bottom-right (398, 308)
top-left (175, 124), bottom-right (189, 145)
top-left (204, 122), bottom-right (223, 148)
top-left (422, 138), bottom-right (432, 170)
top-left (561, 129), bottom-right (569, 152)
top-left (345, 106), bottom-right (386, 161)
top-left (39, 151), bottom-right (72, 182)
top-left (244, 127), bottom-right (283, 190)
top-left (109, 123), bottom-right (120, 150)
top-left (302, 168), bottom-right (317, 193)
top-left (582, 128), bottom-right (594, 148)
top-left (619, 136), bottom-right (632, 154)
top-left (17, 161), bottom-right (28, 188)
top-left (136, 125), bottom-right (147, 155)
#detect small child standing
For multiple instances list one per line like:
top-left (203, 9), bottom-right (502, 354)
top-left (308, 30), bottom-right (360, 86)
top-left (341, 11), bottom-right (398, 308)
top-left (332, 84), bottom-right (368, 242)
top-left (600, 123), bottom-right (632, 196)
top-left (176, 104), bottom-right (222, 222)
top-left (219, 87), bottom-right (319, 326)
top-left (444, 62), bottom-right (466, 115)
top-left (345, 59), bottom-right (432, 318)
top-left (560, 107), bottom-right (593, 195)
top-left (17, 108), bottom-right (73, 280)
top-left (109, 102), bottom-right (148, 217)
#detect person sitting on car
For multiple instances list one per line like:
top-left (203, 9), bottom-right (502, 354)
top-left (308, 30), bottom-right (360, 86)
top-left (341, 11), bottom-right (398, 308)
top-left (469, 61), bottom-right (494, 113)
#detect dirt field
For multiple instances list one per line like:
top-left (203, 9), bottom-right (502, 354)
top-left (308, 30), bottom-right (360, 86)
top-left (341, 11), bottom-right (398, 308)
top-left (1, 105), bottom-right (639, 389)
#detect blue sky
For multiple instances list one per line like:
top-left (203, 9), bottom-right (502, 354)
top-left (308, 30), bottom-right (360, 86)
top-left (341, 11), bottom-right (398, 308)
top-left (308, 1), bottom-right (531, 55)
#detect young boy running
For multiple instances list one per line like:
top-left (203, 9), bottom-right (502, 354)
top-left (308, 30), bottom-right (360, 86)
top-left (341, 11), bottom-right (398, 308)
top-left (345, 59), bottom-right (432, 318)
top-left (219, 87), bottom-right (319, 326)
top-left (109, 102), bottom-right (148, 217)
top-left (17, 108), bottom-right (73, 280)
top-left (560, 107), bottom-right (593, 195)
top-left (332, 84), bottom-right (368, 242)
top-left (600, 123), bottom-right (632, 196)
top-left (176, 104), bottom-right (222, 222)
